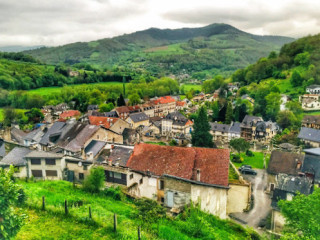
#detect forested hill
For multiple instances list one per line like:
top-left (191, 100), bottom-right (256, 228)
top-left (25, 23), bottom-right (294, 80)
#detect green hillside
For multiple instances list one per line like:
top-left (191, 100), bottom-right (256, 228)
top-left (25, 23), bottom-right (294, 79)
top-left (15, 180), bottom-right (259, 240)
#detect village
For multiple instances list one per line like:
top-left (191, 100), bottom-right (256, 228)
top-left (1, 81), bottom-right (320, 236)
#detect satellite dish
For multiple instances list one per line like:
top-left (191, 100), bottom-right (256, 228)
top-left (78, 161), bottom-right (82, 167)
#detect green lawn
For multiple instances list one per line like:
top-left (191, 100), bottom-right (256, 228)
top-left (232, 151), bottom-right (270, 169)
top-left (15, 180), bottom-right (260, 240)
top-left (27, 82), bottom-right (124, 96)
top-left (0, 108), bottom-right (28, 122)
top-left (181, 84), bottom-right (202, 92)
top-left (303, 111), bottom-right (320, 116)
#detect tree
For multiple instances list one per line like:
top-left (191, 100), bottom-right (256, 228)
top-left (0, 166), bottom-right (25, 239)
top-left (276, 110), bottom-right (297, 129)
top-left (229, 138), bottom-right (250, 155)
top-left (290, 70), bottom-right (303, 87)
top-left (265, 92), bottom-right (281, 121)
top-left (128, 93), bottom-right (141, 105)
top-left (117, 93), bottom-right (126, 107)
top-left (225, 102), bottom-right (233, 124)
top-left (83, 166), bottom-right (105, 193)
top-left (279, 188), bottom-right (320, 239)
top-left (99, 102), bottom-right (114, 113)
top-left (3, 108), bottom-right (17, 127)
top-left (25, 108), bottom-right (44, 123)
top-left (191, 106), bottom-right (214, 148)
top-left (212, 101), bottom-right (219, 121)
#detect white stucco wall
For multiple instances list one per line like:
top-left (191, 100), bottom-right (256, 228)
top-left (127, 172), bottom-right (158, 200)
top-left (191, 185), bottom-right (228, 219)
top-left (227, 183), bottom-right (250, 214)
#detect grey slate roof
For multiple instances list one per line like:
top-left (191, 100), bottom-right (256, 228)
top-left (164, 112), bottom-right (190, 126)
top-left (128, 112), bottom-right (149, 123)
top-left (108, 146), bottom-right (133, 167)
top-left (84, 140), bottom-right (106, 158)
top-left (307, 84), bottom-right (320, 89)
top-left (25, 151), bottom-right (63, 159)
top-left (24, 127), bottom-right (44, 142)
top-left (0, 147), bottom-right (32, 166)
top-left (64, 125), bottom-right (99, 152)
top-left (87, 105), bottom-right (99, 111)
top-left (210, 122), bottom-right (230, 133)
top-left (39, 121), bottom-right (67, 145)
top-left (303, 148), bottom-right (320, 156)
top-left (298, 127), bottom-right (320, 143)
top-left (240, 115), bottom-right (263, 128)
top-left (11, 127), bottom-right (27, 144)
top-left (302, 115), bottom-right (320, 125)
top-left (0, 140), bottom-right (6, 158)
top-left (229, 122), bottom-right (241, 134)
top-left (302, 153), bottom-right (320, 184)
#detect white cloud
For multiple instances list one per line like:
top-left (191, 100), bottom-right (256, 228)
top-left (0, 0), bottom-right (319, 46)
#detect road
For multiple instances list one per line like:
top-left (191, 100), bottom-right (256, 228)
top-left (231, 169), bottom-right (271, 229)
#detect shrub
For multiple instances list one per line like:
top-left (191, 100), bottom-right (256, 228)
top-left (231, 154), bottom-right (243, 163)
top-left (246, 150), bottom-right (254, 157)
top-left (102, 186), bottom-right (125, 201)
top-left (134, 198), bottom-right (166, 226)
top-left (83, 166), bottom-right (105, 193)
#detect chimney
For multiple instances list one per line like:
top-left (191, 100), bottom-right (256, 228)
top-left (196, 169), bottom-right (201, 181)
top-left (108, 159), bottom-right (112, 166)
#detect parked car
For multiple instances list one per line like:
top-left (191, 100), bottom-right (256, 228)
top-left (240, 168), bottom-right (257, 175)
top-left (238, 165), bottom-right (252, 171)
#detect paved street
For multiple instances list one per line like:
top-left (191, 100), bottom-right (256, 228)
top-left (231, 169), bottom-right (271, 229)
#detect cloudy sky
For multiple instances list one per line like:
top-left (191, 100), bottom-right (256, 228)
top-left (1, 0), bottom-right (320, 47)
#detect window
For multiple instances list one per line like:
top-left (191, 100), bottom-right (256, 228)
top-left (130, 174), bottom-right (134, 180)
top-left (45, 159), bottom-right (56, 165)
top-left (139, 178), bottom-right (143, 184)
top-left (30, 159), bottom-right (41, 165)
top-left (46, 170), bottom-right (57, 177)
top-left (83, 165), bottom-right (87, 170)
top-left (161, 197), bottom-right (165, 203)
top-left (159, 180), bottom-right (164, 190)
top-left (31, 170), bottom-right (43, 177)
top-left (79, 173), bottom-right (84, 180)
top-left (114, 172), bottom-right (122, 179)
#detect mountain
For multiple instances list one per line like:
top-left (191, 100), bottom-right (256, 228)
top-left (0, 45), bottom-right (44, 52)
top-left (25, 23), bottom-right (294, 80)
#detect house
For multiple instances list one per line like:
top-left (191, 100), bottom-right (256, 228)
top-left (241, 94), bottom-right (254, 105)
top-left (25, 151), bottom-right (64, 180)
top-left (89, 116), bottom-right (119, 129)
top-left (301, 115), bottom-right (320, 129)
top-left (23, 127), bottom-right (45, 148)
top-left (65, 156), bottom-right (93, 182)
top-left (161, 112), bottom-right (193, 137)
top-left (267, 150), bottom-right (305, 191)
top-left (87, 105), bottom-right (99, 112)
top-left (298, 127), bottom-right (320, 147)
top-left (59, 110), bottom-right (81, 121)
top-left (280, 94), bottom-right (289, 111)
top-left (123, 128), bottom-right (140, 145)
top-left (176, 101), bottom-right (187, 110)
top-left (227, 82), bottom-right (239, 93)
top-left (253, 121), bottom-right (279, 142)
top-left (271, 174), bottom-right (313, 233)
top-left (0, 147), bottom-right (32, 178)
top-left (302, 148), bottom-right (320, 185)
top-left (115, 106), bottom-right (141, 120)
top-left (126, 112), bottom-right (149, 129)
top-left (53, 103), bottom-right (70, 116)
top-left (229, 122), bottom-right (241, 140)
top-left (240, 115), bottom-right (263, 141)
top-left (306, 84), bottom-right (320, 94)
top-left (299, 94), bottom-right (320, 111)
top-left (126, 143), bottom-right (230, 219)
top-left (152, 96), bottom-right (176, 117)
top-left (83, 140), bottom-right (107, 161)
top-left (10, 127), bottom-right (27, 144)
top-left (210, 122), bottom-right (230, 143)
top-left (140, 103), bottom-right (155, 117)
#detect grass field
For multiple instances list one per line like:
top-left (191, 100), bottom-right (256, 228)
top-left (0, 108), bottom-right (28, 122)
top-left (233, 152), bottom-right (270, 169)
top-left (27, 82), bottom-right (123, 96)
top-left (303, 111), bottom-right (320, 116)
top-left (181, 84), bottom-right (202, 92)
top-left (15, 180), bottom-right (260, 240)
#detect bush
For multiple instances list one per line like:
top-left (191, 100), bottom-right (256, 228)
top-left (246, 150), bottom-right (254, 157)
top-left (83, 166), bottom-right (105, 193)
top-left (231, 154), bottom-right (243, 163)
top-left (102, 186), bottom-right (125, 201)
top-left (134, 198), bottom-right (166, 226)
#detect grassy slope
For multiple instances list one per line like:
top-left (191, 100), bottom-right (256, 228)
top-left (16, 181), bottom-right (259, 240)
top-left (233, 152), bottom-right (270, 169)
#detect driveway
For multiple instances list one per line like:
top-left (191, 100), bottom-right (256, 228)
top-left (231, 169), bottom-right (271, 229)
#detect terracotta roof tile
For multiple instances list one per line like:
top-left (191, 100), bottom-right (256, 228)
top-left (59, 110), bottom-right (81, 119)
top-left (89, 116), bottom-right (119, 129)
top-left (126, 143), bottom-right (229, 187)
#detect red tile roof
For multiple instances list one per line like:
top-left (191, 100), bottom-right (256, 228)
top-left (59, 110), bottom-right (81, 119)
top-left (89, 116), bottom-right (119, 129)
top-left (126, 143), bottom-right (229, 187)
top-left (176, 101), bottom-right (186, 107)
top-left (153, 96), bottom-right (176, 105)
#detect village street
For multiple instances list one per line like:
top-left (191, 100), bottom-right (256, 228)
top-left (231, 169), bottom-right (271, 229)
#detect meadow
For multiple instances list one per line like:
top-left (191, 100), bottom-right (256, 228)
top-left (15, 180), bottom-right (260, 240)
top-left (233, 151), bottom-right (270, 169)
